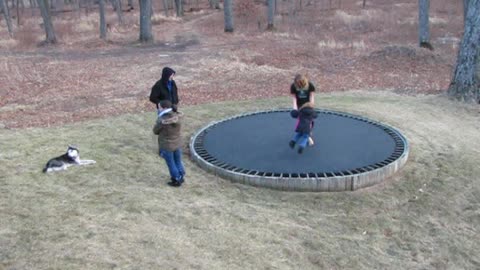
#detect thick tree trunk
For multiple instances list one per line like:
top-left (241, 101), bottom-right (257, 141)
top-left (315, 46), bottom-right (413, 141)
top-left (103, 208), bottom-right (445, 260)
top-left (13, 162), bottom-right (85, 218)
top-left (99, 0), bottom-right (106, 39)
top-left (139, 0), bottom-right (153, 42)
top-left (223, 0), bottom-right (233, 32)
top-left (0, 0), bottom-right (13, 37)
top-left (37, 0), bottom-right (57, 44)
top-left (418, 0), bottom-right (433, 50)
top-left (174, 0), bottom-right (183, 16)
top-left (463, 0), bottom-right (468, 25)
top-left (267, 0), bottom-right (274, 30)
top-left (448, 0), bottom-right (480, 103)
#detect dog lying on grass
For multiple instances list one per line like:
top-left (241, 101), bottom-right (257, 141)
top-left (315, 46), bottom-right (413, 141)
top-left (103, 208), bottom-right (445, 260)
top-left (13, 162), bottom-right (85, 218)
top-left (42, 145), bottom-right (96, 173)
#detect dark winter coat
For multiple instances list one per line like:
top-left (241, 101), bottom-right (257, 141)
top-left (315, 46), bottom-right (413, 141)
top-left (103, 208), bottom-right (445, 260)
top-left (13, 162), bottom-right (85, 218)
top-left (153, 111), bottom-right (183, 151)
top-left (149, 67), bottom-right (179, 109)
top-left (291, 102), bottom-right (317, 134)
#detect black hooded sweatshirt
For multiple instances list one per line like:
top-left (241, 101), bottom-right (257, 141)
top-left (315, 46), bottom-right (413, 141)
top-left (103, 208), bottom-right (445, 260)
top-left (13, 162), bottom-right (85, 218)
top-left (150, 67), bottom-right (179, 109)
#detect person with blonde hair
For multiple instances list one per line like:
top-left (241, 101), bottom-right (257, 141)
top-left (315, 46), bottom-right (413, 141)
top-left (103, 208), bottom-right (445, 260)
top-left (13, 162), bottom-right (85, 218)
top-left (290, 74), bottom-right (316, 146)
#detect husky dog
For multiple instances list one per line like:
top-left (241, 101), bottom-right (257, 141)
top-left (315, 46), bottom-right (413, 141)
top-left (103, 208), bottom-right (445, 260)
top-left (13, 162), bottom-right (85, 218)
top-left (42, 145), bottom-right (96, 173)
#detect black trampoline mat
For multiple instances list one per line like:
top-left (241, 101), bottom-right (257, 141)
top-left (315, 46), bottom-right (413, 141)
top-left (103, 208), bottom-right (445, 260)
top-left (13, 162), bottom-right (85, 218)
top-left (201, 111), bottom-right (397, 174)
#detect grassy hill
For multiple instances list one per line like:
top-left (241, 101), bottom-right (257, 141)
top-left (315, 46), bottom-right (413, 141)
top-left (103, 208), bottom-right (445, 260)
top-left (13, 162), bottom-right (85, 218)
top-left (1, 91), bottom-right (479, 269)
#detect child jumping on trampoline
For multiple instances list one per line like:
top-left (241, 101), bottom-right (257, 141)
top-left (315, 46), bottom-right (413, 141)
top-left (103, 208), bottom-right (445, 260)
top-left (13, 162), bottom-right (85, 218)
top-left (289, 102), bottom-right (318, 154)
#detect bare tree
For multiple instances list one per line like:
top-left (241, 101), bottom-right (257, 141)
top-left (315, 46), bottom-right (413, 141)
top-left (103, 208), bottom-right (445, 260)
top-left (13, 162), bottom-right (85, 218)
top-left (99, 0), bottom-right (107, 39)
top-left (448, 0), bottom-right (480, 103)
top-left (139, 0), bottom-right (153, 42)
top-left (162, 0), bottom-right (168, 16)
top-left (113, 0), bottom-right (123, 24)
top-left (0, 0), bottom-right (13, 37)
top-left (174, 0), bottom-right (183, 16)
top-left (267, 0), bottom-right (274, 30)
top-left (224, 0), bottom-right (233, 32)
top-left (418, 0), bottom-right (433, 50)
top-left (37, 0), bottom-right (57, 44)
top-left (15, 0), bottom-right (22, 26)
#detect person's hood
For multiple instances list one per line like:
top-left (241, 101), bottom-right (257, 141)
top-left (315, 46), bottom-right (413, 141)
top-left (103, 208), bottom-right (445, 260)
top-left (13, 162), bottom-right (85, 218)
top-left (160, 67), bottom-right (176, 85)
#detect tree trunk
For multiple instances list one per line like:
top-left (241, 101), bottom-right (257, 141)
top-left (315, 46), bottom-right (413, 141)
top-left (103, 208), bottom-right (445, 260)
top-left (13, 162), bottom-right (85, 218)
top-left (267, 0), bottom-right (274, 30)
top-left (139, 0), bottom-right (153, 42)
top-left (418, 0), bottom-right (433, 50)
top-left (99, 0), bottom-right (106, 39)
top-left (0, 0), bottom-right (13, 37)
top-left (463, 0), bottom-right (469, 25)
top-left (162, 0), bottom-right (168, 16)
top-left (16, 0), bottom-right (21, 26)
top-left (289, 0), bottom-right (295, 17)
top-left (113, 0), bottom-right (123, 24)
top-left (174, 0), bottom-right (182, 16)
top-left (37, 0), bottom-right (57, 44)
top-left (448, 0), bottom-right (480, 103)
top-left (223, 0), bottom-right (233, 32)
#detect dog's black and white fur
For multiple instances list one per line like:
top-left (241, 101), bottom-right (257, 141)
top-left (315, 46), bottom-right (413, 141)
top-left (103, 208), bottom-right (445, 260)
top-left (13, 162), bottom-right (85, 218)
top-left (42, 145), bottom-right (96, 173)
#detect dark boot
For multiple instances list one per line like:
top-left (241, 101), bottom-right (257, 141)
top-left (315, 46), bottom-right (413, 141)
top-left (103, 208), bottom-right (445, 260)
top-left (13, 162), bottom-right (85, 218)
top-left (289, 140), bottom-right (295, 149)
top-left (168, 180), bottom-right (181, 187)
top-left (168, 177), bottom-right (181, 187)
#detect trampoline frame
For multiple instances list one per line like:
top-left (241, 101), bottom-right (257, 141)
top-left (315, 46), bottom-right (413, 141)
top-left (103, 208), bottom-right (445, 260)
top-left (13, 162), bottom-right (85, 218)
top-left (189, 109), bottom-right (409, 192)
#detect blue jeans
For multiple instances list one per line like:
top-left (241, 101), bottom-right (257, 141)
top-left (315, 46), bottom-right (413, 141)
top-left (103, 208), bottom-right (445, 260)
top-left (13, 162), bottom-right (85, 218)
top-left (292, 132), bottom-right (309, 148)
top-left (159, 148), bottom-right (185, 182)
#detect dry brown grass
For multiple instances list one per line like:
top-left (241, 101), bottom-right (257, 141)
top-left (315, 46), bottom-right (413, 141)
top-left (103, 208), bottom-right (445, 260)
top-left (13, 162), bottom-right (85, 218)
top-left (0, 2), bottom-right (475, 266)
top-left (1, 92), bottom-right (479, 269)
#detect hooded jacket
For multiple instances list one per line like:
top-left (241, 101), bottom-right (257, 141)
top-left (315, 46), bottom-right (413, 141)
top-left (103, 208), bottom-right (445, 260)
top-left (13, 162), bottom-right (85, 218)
top-left (153, 110), bottom-right (183, 151)
top-left (150, 67), bottom-right (179, 109)
top-left (292, 102), bottom-right (317, 134)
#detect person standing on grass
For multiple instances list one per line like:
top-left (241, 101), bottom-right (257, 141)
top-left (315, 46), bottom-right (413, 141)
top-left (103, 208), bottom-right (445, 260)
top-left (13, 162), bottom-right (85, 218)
top-left (153, 100), bottom-right (185, 187)
top-left (290, 74), bottom-right (316, 146)
top-left (150, 67), bottom-right (179, 113)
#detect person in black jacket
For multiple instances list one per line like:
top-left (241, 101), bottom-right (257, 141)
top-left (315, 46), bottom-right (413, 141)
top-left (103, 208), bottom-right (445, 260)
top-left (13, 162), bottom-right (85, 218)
top-left (150, 67), bottom-right (179, 111)
top-left (289, 102), bottom-right (317, 154)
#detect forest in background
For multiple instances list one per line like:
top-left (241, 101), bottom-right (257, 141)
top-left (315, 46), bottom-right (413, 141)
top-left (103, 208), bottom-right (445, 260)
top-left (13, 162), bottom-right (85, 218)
top-left (0, 0), bottom-right (477, 129)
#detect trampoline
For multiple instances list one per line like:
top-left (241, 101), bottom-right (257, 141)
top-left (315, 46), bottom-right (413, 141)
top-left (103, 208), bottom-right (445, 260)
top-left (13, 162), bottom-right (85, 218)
top-left (189, 109), bottom-right (409, 192)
